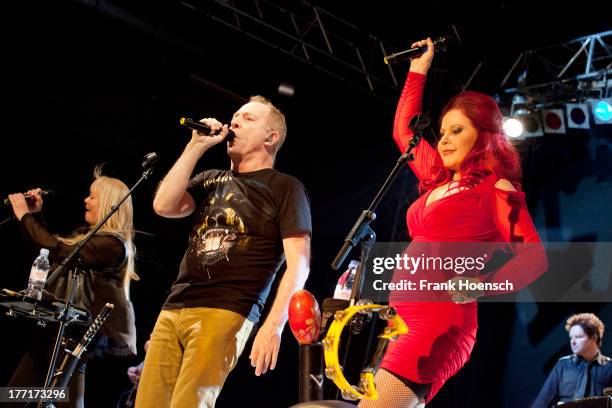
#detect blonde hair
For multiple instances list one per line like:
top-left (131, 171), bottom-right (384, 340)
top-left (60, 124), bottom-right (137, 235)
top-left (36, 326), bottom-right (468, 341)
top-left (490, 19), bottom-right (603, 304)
top-left (58, 166), bottom-right (137, 298)
top-left (249, 95), bottom-right (287, 154)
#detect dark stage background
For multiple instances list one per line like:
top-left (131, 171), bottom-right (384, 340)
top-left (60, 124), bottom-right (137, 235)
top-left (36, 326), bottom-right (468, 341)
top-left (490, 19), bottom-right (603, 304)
top-left (0, 1), bottom-right (610, 407)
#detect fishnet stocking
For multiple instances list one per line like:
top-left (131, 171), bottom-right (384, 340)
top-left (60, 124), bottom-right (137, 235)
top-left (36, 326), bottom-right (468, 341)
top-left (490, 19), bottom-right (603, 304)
top-left (358, 369), bottom-right (425, 408)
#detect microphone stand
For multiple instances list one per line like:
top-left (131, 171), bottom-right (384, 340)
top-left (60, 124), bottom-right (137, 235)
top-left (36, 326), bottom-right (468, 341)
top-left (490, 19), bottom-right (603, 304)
top-left (40, 153), bottom-right (158, 404)
top-left (41, 304), bottom-right (115, 408)
top-left (329, 114), bottom-right (429, 399)
top-left (0, 215), bottom-right (14, 227)
top-left (331, 114), bottom-right (430, 288)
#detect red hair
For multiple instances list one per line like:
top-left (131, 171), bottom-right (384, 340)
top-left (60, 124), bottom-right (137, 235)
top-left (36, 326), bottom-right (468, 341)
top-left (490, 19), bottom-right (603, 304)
top-left (423, 91), bottom-right (522, 191)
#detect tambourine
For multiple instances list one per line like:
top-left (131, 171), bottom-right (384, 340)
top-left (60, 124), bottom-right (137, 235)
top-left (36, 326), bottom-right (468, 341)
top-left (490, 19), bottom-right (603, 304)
top-left (322, 303), bottom-right (408, 401)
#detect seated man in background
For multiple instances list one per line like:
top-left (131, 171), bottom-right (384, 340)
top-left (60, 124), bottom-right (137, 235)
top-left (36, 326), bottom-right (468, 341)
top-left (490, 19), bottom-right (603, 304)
top-left (532, 313), bottom-right (612, 407)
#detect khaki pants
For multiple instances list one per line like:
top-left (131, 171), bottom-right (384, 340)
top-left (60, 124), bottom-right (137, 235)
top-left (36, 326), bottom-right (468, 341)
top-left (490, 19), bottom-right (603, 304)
top-left (135, 307), bottom-right (254, 408)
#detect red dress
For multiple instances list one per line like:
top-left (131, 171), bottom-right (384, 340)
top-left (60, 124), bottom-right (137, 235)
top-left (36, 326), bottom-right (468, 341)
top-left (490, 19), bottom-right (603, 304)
top-left (379, 72), bottom-right (547, 401)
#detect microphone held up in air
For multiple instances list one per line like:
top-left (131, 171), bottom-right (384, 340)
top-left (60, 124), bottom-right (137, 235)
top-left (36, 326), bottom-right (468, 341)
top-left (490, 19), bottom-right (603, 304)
top-left (383, 35), bottom-right (453, 65)
top-left (179, 117), bottom-right (235, 141)
top-left (3, 189), bottom-right (54, 205)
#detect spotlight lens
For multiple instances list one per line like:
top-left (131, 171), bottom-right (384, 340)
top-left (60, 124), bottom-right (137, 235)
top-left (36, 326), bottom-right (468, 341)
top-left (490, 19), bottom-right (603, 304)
top-left (523, 116), bottom-right (540, 133)
top-left (503, 118), bottom-right (523, 138)
top-left (594, 101), bottom-right (612, 122)
top-left (570, 107), bottom-right (586, 124)
top-left (545, 112), bottom-right (562, 130)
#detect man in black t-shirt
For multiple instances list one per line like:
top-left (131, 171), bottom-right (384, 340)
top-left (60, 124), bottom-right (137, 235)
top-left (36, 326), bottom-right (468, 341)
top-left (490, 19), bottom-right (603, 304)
top-left (136, 96), bottom-right (312, 407)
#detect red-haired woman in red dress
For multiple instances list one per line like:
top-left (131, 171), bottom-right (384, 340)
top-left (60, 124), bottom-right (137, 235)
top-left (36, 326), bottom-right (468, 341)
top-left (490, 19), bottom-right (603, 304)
top-left (359, 38), bottom-right (548, 408)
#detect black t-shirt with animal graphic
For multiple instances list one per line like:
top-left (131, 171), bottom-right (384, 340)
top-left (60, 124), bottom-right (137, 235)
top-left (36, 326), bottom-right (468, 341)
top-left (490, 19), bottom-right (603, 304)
top-left (163, 168), bottom-right (312, 323)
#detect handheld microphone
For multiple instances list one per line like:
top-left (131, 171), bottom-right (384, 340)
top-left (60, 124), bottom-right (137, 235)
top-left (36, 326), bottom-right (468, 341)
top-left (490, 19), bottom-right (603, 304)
top-left (3, 189), bottom-right (54, 205)
top-left (179, 117), bottom-right (235, 141)
top-left (383, 35), bottom-right (452, 65)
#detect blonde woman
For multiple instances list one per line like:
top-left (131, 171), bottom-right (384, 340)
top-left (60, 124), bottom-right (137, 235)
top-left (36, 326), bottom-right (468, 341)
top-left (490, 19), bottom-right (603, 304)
top-left (6, 167), bottom-right (137, 408)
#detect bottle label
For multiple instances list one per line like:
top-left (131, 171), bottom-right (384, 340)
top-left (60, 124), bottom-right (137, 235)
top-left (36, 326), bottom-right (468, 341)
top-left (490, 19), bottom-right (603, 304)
top-left (30, 267), bottom-right (48, 282)
top-left (334, 260), bottom-right (360, 300)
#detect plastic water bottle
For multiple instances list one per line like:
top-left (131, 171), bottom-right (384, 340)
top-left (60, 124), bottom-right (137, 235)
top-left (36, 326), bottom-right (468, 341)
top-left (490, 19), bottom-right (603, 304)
top-left (333, 259), bottom-right (359, 300)
top-left (25, 248), bottom-right (50, 300)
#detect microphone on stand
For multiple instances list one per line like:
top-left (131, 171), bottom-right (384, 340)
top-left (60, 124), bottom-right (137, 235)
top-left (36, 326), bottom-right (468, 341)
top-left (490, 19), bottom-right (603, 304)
top-left (179, 117), bottom-right (235, 141)
top-left (3, 189), bottom-right (54, 205)
top-left (383, 35), bottom-right (452, 64)
top-left (142, 152), bottom-right (159, 170)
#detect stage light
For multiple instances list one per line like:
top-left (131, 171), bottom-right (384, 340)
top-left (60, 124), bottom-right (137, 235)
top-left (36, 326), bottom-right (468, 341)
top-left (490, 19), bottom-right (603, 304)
top-left (517, 112), bottom-right (544, 137)
top-left (592, 98), bottom-right (612, 124)
top-left (278, 82), bottom-right (295, 97)
top-left (566, 103), bottom-right (590, 129)
top-left (542, 109), bottom-right (566, 134)
top-left (511, 94), bottom-right (528, 115)
top-left (503, 117), bottom-right (524, 138)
